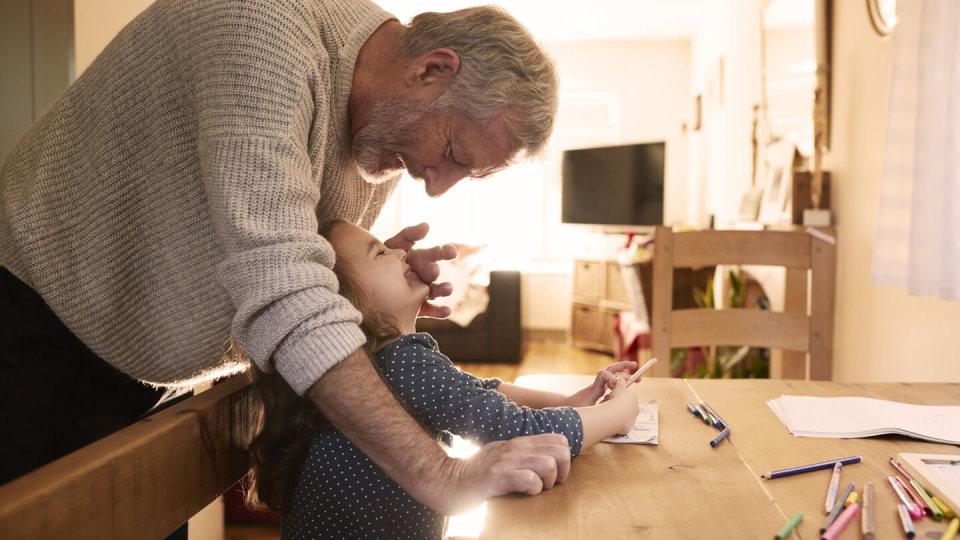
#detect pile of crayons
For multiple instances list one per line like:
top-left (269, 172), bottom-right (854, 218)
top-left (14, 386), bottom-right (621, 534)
top-left (886, 456), bottom-right (957, 538)
top-left (684, 401), bottom-right (730, 447)
top-left (763, 455), bottom-right (958, 539)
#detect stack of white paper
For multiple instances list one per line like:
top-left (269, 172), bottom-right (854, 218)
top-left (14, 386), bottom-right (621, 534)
top-left (767, 395), bottom-right (960, 445)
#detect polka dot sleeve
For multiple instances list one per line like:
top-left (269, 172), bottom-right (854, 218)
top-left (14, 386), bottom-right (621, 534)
top-left (376, 333), bottom-right (584, 457)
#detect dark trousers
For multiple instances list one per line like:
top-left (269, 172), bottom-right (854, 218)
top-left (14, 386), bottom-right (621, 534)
top-left (0, 267), bottom-right (189, 539)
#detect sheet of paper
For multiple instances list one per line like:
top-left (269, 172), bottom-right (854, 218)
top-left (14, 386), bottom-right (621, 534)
top-left (767, 395), bottom-right (960, 445)
top-left (604, 399), bottom-right (658, 445)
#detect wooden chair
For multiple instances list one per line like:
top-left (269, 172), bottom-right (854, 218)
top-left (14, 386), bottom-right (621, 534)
top-left (650, 226), bottom-right (836, 380)
top-left (0, 373), bottom-right (255, 539)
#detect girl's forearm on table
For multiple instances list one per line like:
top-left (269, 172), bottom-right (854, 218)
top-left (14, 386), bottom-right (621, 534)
top-left (495, 382), bottom-right (569, 409)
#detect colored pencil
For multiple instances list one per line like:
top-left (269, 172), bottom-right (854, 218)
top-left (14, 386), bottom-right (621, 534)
top-left (910, 479), bottom-right (944, 521)
top-left (891, 458), bottom-right (930, 514)
top-left (933, 495), bottom-right (956, 519)
top-left (942, 517), bottom-right (959, 540)
top-left (897, 503), bottom-right (916, 539)
top-left (821, 502), bottom-right (859, 540)
top-left (820, 482), bottom-right (855, 534)
top-left (709, 427), bottom-right (731, 447)
top-left (888, 476), bottom-right (924, 520)
top-left (774, 511), bottom-right (802, 540)
top-left (700, 401), bottom-right (727, 430)
top-left (824, 462), bottom-right (842, 513)
top-left (761, 456), bottom-right (861, 480)
top-left (862, 483), bottom-right (875, 540)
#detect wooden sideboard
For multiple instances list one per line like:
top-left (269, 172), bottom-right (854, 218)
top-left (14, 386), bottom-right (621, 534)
top-left (570, 258), bottom-right (630, 352)
top-left (570, 258), bottom-right (714, 353)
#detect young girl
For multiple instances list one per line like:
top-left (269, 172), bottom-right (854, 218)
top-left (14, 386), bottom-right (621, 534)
top-left (243, 220), bottom-right (640, 539)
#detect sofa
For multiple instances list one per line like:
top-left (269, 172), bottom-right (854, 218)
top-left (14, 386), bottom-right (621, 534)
top-left (415, 270), bottom-right (522, 363)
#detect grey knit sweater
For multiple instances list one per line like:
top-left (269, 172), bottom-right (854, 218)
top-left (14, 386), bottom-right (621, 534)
top-left (0, 0), bottom-right (398, 394)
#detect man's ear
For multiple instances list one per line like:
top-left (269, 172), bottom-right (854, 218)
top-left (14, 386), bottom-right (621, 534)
top-left (404, 48), bottom-right (460, 88)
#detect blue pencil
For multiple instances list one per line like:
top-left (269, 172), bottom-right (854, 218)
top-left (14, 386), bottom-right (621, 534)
top-left (761, 456), bottom-right (862, 479)
top-left (709, 427), bottom-right (731, 447)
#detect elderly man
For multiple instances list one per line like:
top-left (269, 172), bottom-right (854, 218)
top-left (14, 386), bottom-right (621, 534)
top-left (0, 0), bottom-right (565, 518)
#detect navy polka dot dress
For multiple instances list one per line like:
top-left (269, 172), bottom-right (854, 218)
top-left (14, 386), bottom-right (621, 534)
top-left (281, 333), bottom-right (584, 539)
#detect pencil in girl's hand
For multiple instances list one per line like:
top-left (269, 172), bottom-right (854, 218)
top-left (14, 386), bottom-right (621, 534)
top-left (624, 357), bottom-right (657, 387)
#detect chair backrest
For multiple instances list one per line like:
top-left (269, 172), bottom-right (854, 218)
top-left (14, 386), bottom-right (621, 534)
top-left (0, 373), bottom-right (255, 539)
top-left (650, 226), bottom-right (836, 380)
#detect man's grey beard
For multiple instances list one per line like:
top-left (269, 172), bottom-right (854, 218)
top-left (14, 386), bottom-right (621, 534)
top-left (351, 98), bottom-right (432, 184)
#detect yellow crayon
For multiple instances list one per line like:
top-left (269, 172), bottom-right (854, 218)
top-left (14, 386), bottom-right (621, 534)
top-left (941, 517), bottom-right (958, 540)
top-left (933, 495), bottom-right (956, 519)
top-left (844, 491), bottom-right (859, 507)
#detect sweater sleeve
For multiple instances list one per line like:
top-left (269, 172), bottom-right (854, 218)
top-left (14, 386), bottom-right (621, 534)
top-left (176, 0), bottom-right (375, 394)
top-left (378, 335), bottom-right (584, 457)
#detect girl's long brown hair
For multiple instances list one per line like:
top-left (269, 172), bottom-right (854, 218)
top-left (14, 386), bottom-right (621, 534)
top-left (241, 220), bottom-right (402, 513)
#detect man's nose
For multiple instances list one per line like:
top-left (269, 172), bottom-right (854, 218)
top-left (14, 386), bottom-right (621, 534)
top-left (424, 165), bottom-right (467, 197)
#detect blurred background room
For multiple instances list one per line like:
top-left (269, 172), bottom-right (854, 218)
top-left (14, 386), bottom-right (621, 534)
top-left (3, 0), bottom-right (958, 538)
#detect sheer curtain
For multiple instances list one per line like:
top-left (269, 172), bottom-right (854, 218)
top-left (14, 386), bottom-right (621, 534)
top-left (873, 0), bottom-right (960, 300)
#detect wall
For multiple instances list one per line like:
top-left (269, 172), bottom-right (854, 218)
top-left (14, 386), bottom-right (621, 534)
top-left (545, 39), bottom-right (691, 228)
top-left (0, 0), bottom-right (73, 161)
top-left (763, 26), bottom-right (815, 155)
top-left (828, 1), bottom-right (960, 382)
top-left (73, 0), bottom-right (153, 75)
top-left (687, 0), bottom-right (764, 227)
top-left (530, 38), bottom-right (692, 330)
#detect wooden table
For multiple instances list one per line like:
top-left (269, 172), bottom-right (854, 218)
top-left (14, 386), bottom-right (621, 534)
top-left (482, 377), bottom-right (960, 539)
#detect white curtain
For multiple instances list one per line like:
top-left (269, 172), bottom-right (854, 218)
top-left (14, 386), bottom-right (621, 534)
top-left (873, 0), bottom-right (960, 300)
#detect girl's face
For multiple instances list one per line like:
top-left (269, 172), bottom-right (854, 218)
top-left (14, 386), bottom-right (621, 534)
top-left (327, 222), bottom-right (430, 332)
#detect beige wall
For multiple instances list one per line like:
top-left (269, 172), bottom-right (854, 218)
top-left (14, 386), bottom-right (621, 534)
top-left (0, 0), bottom-right (73, 161)
top-left (688, 0), bottom-right (764, 227)
top-left (828, 1), bottom-right (960, 383)
top-left (545, 39), bottom-right (691, 226)
top-left (73, 0), bottom-right (153, 75)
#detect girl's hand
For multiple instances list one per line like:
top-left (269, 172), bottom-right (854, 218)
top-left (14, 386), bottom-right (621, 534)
top-left (607, 378), bottom-right (641, 435)
top-left (564, 360), bottom-right (637, 407)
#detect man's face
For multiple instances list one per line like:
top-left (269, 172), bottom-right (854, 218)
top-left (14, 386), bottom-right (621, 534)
top-left (351, 100), bottom-right (513, 197)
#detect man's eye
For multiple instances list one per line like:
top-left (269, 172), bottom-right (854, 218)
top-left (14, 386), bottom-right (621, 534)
top-left (377, 248), bottom-right (386, 256)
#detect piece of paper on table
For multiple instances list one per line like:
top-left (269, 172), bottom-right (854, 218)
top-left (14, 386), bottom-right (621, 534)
top-left (604, 399), bottom-right (658, 445)
top-left (767, 395), bottom-right (960, 445)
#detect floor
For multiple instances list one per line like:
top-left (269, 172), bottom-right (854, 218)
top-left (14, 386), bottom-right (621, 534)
top-left (224, 336), bottom-right (613, 540)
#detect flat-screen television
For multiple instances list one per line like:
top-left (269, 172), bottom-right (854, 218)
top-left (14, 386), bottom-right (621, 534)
top-left (561, 142), bottom-right (665, 227)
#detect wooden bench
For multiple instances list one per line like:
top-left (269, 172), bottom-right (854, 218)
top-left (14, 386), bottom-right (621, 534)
top-left (0, 373), bottom-right (255, 539)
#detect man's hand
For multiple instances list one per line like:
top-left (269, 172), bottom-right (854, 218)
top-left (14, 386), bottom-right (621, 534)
top-left (308, 349), bottom-right (572, 517)
top-left (384, 222), bottom-right (457, 318)
top-left (430, 433), bottom-right (572, 514)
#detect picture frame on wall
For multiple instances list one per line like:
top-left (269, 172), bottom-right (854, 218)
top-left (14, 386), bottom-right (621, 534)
top-left (758, 140), bottom-right (797, 224)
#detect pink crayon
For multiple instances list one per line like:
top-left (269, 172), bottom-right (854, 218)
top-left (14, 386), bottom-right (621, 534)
top-left (821, 502), bottom-right (859, 540)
